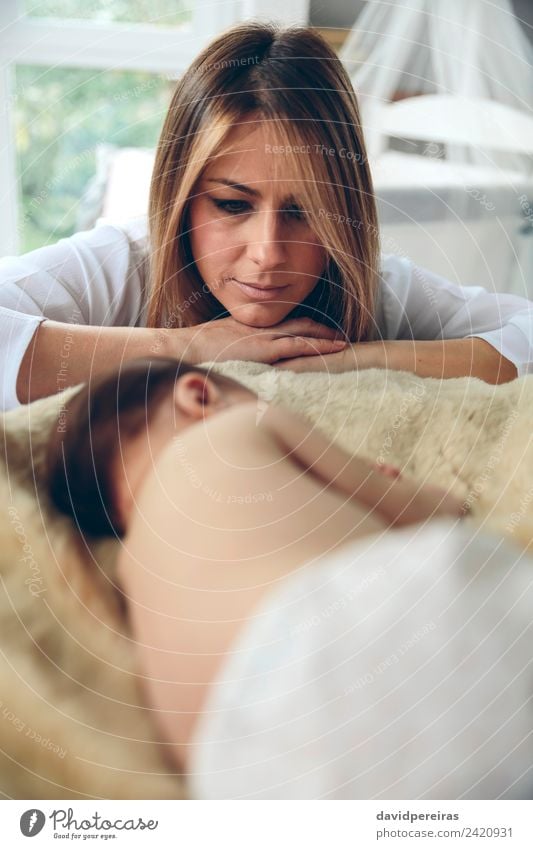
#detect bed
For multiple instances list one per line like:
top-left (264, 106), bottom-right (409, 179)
top-left (1, 362), bottom-right (532, 798)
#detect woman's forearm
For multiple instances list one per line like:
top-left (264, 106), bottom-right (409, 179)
top-left (276, 338), bottom-right (518, 384)
top-left (16, 320), bottom-right (196, 404)
top-left (373, 337), bottom-right (518, 384)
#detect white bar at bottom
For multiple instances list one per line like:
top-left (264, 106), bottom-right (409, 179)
top-left (1, 799), bottom-right (532, 847)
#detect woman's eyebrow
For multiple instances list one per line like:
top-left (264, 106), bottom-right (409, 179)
top-left (205, 177), bottom-right (299, 206)
top-left (205, 177), bottom-right (261, 197)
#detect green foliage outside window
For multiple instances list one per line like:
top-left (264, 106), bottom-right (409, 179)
top-left (15, 65), bottom-right (174, 251)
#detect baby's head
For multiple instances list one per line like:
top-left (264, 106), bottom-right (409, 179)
top-left (46, 357), bottom-right (255, 539)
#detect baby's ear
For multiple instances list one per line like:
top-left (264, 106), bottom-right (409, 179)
top-left (173, 371), bottom-right (223, 418)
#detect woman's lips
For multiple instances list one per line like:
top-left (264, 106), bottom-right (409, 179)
top-left (232, 279), bottom-right (288, 301)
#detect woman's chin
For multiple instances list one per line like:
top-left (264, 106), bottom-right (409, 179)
top-left (227, 302), bottom-right (292, 327)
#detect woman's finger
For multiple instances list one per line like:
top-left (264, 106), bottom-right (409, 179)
top-left (272, 336), bottom-right (346, 361)
top-left (275, 318), bottom-right (345, 341)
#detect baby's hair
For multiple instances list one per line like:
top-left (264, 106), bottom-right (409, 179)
top-left (46, 357), bottom-right (238, 539)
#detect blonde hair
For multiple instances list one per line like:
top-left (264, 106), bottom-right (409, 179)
top-left (147, 21), bottom-right (380, 341)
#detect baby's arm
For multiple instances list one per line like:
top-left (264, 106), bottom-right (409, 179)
top-left (259, 403), bottom-right (467, 526)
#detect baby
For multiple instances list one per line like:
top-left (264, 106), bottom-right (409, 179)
top-left (46, 357), bottom-right (466, 769)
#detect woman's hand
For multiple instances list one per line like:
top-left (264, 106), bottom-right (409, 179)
top-left (273, 343), bottom-right (382, 373)
top-left (184, 316), bottom-right (348, 364)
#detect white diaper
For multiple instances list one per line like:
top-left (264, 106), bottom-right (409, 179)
top-left (187, 518), bottom-right (533, 800)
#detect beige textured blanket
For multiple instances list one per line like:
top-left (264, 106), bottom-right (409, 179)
top-left (1, 363), bottom-right (532, 799)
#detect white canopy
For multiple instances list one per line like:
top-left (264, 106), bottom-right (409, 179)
top-left (340, 0), bottom-right (533, 170)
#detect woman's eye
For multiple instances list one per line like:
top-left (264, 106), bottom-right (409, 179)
top-left (283, 204), bottom-right (306, 221)
top-left (211, 198), bottom-right (250, 215)
top-left (210, 198), bottom-right (306, 221)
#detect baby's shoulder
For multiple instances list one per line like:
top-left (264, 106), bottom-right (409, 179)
top-left (164, 401), bottom-right (279, 466)
top-left (122, 401), bottom-right (285, 564)
top-left (134, 402), bottom-right (281, 516)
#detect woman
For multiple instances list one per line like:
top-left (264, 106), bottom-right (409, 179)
top-left (46, 357), bottom-right (468, 775)
top-left (2, 22), bottom-right (532, 412)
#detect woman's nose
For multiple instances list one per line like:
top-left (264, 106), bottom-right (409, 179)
top-left (245, 208), bottom-right (288, 270)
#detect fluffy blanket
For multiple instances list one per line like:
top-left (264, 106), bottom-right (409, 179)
top-left (1, 363), bottom-right (532, 799)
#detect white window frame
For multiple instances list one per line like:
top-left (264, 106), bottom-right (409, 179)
top-left (0, 0), bottom-right (310, 256)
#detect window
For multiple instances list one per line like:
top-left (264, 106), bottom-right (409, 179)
top-left (15, 64), bottom-right (172, 251)
top-left (25, 0), bottom-right (194, 27)
top-left (1, 0), bottom-right (310, 257)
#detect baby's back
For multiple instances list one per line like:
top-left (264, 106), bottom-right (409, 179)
top-left (117, 401), bottom-right (383, 764)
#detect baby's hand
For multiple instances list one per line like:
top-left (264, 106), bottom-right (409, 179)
top-left (373, 461), bottom-right (402, 479)
top-left (388, 479), bottom-right (469, 527)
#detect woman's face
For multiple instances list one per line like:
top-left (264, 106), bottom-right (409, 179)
top-left (188, 123), bottom-right (328, 327)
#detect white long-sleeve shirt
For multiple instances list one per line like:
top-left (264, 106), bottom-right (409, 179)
top-left (1, 215), bottom-right (533, 412)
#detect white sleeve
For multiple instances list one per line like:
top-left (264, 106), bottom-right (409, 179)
top-left (0, 219), bottom-right (147, 411)
top-left (376, 254), bottom-right (533, 377)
